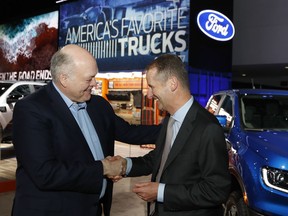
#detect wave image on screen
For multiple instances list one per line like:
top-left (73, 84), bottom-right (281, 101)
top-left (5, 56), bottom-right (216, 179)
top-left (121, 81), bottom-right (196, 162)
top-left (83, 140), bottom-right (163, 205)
top-left (0, 11), bottom-right (59, 81)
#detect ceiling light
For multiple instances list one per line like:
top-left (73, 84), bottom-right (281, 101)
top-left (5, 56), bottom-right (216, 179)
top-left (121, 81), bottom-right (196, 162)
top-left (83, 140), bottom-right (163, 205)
top-left (56, 0), bottom-right (68, 3)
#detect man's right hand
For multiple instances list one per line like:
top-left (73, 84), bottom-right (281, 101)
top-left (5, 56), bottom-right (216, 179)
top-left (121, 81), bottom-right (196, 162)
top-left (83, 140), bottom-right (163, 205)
top-left (101, 155), bottom-right (126, 177)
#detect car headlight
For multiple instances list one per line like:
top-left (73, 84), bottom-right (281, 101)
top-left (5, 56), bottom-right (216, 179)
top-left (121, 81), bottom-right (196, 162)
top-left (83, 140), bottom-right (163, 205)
top-left (262, 167), bottom-right (288, 193)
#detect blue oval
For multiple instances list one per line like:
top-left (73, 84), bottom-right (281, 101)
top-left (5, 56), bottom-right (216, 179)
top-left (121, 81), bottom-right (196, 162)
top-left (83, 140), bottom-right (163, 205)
top-left (197, 10), bottom-right (235, 41)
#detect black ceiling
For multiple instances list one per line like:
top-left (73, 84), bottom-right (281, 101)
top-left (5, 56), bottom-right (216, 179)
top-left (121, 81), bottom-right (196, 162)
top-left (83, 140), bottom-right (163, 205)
top-left (0, 0), bottom-right (287, 89)
top-left (0, 0), bottom-right (59, 24)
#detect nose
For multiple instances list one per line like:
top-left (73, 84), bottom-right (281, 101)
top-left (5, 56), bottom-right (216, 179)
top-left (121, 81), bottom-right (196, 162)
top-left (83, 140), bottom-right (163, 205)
top-left (147, 88), bottom-right (153, 99)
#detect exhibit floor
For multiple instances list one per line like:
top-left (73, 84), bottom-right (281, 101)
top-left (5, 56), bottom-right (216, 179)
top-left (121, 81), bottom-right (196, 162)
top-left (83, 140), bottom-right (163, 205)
top-left (0, 141), bottom-right (152, 216)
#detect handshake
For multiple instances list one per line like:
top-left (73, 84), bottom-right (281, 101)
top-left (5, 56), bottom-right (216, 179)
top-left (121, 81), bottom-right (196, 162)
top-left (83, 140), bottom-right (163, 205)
top-left (101, 155), bottom-right (127, 179)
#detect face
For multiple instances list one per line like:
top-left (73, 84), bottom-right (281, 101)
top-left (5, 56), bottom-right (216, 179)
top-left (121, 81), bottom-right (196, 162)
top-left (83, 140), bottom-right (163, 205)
top-left (64, 59), bottom-right (98, 103)
top-left (146, 67), bottom-right (171, 111)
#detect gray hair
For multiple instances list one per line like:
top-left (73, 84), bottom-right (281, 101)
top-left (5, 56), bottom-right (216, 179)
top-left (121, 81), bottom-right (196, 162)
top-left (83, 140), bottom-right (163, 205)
top-left (50, 48), bottom-right (75, 83)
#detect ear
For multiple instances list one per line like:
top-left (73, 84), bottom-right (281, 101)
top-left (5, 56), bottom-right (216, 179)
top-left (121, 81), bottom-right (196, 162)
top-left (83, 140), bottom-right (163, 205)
top-left (59, 73), bottom-right (69, 88)
top-left (169, 76), bottom-right (178, 92)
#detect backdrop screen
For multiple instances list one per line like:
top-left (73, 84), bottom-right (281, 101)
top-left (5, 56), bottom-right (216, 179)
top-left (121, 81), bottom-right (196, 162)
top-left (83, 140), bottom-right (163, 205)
top-left (0, 11), bottom-right (59, 81)
top-left (59, 0), bottom-right (190, 71)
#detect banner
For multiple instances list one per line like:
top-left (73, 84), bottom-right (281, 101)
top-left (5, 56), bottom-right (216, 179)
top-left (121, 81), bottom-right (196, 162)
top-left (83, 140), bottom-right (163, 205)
top-left (59, 0), bottom-right (190, 71)
top-left (0, 11), bottom-right (58, 81)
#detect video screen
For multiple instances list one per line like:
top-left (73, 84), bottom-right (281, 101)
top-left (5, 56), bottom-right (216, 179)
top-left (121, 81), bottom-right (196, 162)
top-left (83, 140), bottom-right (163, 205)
top-left (0, 11), bottom-right (59, 81)
top-left (59, 0), bottom-right (190, 71)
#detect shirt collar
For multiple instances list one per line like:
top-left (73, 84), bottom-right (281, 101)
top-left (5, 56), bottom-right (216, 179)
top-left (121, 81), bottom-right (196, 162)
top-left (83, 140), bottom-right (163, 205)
top-left (172, 96), bottom-right (193, 123)
top-left (52, 82), bottom-right (87, 110)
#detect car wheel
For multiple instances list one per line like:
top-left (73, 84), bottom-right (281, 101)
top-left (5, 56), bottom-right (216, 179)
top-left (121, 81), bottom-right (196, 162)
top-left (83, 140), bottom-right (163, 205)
top-left (224, 190), bottom-right (249, 216)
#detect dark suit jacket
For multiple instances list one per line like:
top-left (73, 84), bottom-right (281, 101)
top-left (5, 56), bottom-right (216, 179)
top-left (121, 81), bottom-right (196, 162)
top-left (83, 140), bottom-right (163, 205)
top-left (128, 100), bottom-right (231, 216)
top-left (11, 82), bottom-right (160, 216)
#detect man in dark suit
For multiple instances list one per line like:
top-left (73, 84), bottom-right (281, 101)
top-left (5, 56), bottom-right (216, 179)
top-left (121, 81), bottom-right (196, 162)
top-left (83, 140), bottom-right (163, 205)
top-left (11, 44), bottom-right (160, 216)
top-left (121, 54), bottom-right (231, 216)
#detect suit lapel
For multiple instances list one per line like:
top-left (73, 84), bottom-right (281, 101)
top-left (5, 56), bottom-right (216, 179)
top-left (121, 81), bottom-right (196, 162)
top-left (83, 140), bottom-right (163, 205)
top-left (46, 83), bottom-right (79, 129)
top-left (45, 83), bottom-right (92, 155)
top-left (162, 102), bottom-right (199, 172)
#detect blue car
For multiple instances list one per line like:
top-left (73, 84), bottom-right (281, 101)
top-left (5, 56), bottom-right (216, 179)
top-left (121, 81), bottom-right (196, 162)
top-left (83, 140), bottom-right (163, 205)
top-left (205, 89), bottom-right (288, 216)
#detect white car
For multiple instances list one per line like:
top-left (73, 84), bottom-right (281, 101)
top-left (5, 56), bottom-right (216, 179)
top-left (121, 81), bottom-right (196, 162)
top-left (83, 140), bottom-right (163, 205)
top-left (0, 81), bottom-right (46, 143)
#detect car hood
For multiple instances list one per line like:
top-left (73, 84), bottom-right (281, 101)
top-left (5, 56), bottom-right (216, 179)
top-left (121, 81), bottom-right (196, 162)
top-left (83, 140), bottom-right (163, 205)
top-left (245, 130), bottom-right (288, 162)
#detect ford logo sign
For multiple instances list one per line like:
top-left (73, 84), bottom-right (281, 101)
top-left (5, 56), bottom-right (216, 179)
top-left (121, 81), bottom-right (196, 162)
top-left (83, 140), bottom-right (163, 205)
top-left (197, 10), bottom-right (235, 41)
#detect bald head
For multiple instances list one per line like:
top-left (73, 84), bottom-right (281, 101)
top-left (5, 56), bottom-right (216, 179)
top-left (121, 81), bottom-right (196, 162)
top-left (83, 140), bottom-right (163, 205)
top-left (50, 44), bottom-right (98, 83)
top-left (50, 44), bottom-right (98, 102)
top-left (61, 44), bottom-right (95, 61)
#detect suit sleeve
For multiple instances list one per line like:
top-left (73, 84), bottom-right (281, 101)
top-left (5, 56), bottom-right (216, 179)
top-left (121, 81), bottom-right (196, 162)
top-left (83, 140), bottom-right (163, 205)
top-left (89, 95), bottom-right (161, 145)
top-left (114, 113), bottom-right (162, 144)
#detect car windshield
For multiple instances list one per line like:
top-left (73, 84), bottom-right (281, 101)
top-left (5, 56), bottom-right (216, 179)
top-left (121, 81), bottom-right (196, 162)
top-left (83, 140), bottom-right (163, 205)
top-left (240, 94), bottom-right (288, 130)
top-left (0, 83), bottom-right (13, 96)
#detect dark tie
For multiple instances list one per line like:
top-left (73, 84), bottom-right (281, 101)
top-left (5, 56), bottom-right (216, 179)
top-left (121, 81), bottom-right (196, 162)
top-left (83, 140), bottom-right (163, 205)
top-left (150, 117), bottom-right (175, 216)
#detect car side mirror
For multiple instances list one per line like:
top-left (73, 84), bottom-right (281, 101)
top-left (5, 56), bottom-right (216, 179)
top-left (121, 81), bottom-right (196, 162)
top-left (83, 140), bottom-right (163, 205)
top-left (216, 115), bottom-right (227, 127)
top-left (216, 115), bottom-right (230, 133)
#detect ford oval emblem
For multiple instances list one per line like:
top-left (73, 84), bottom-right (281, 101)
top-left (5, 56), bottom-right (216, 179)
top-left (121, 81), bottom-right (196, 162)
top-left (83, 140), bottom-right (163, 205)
top-left (197, 10), bottom-right (235, 41)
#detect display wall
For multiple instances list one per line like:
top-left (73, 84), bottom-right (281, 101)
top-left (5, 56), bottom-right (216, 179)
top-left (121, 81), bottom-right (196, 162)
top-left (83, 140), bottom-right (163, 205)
top-left (0, 0), bottom-right (234, 123)
top-left (0, 11), bottom-right (59, 81)
top-left (187, 0), bottom-right (233, 106)
top-left (189, 0), bottom-right (233, 73)
top-left (59, 0), bottom-right (190, 71)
